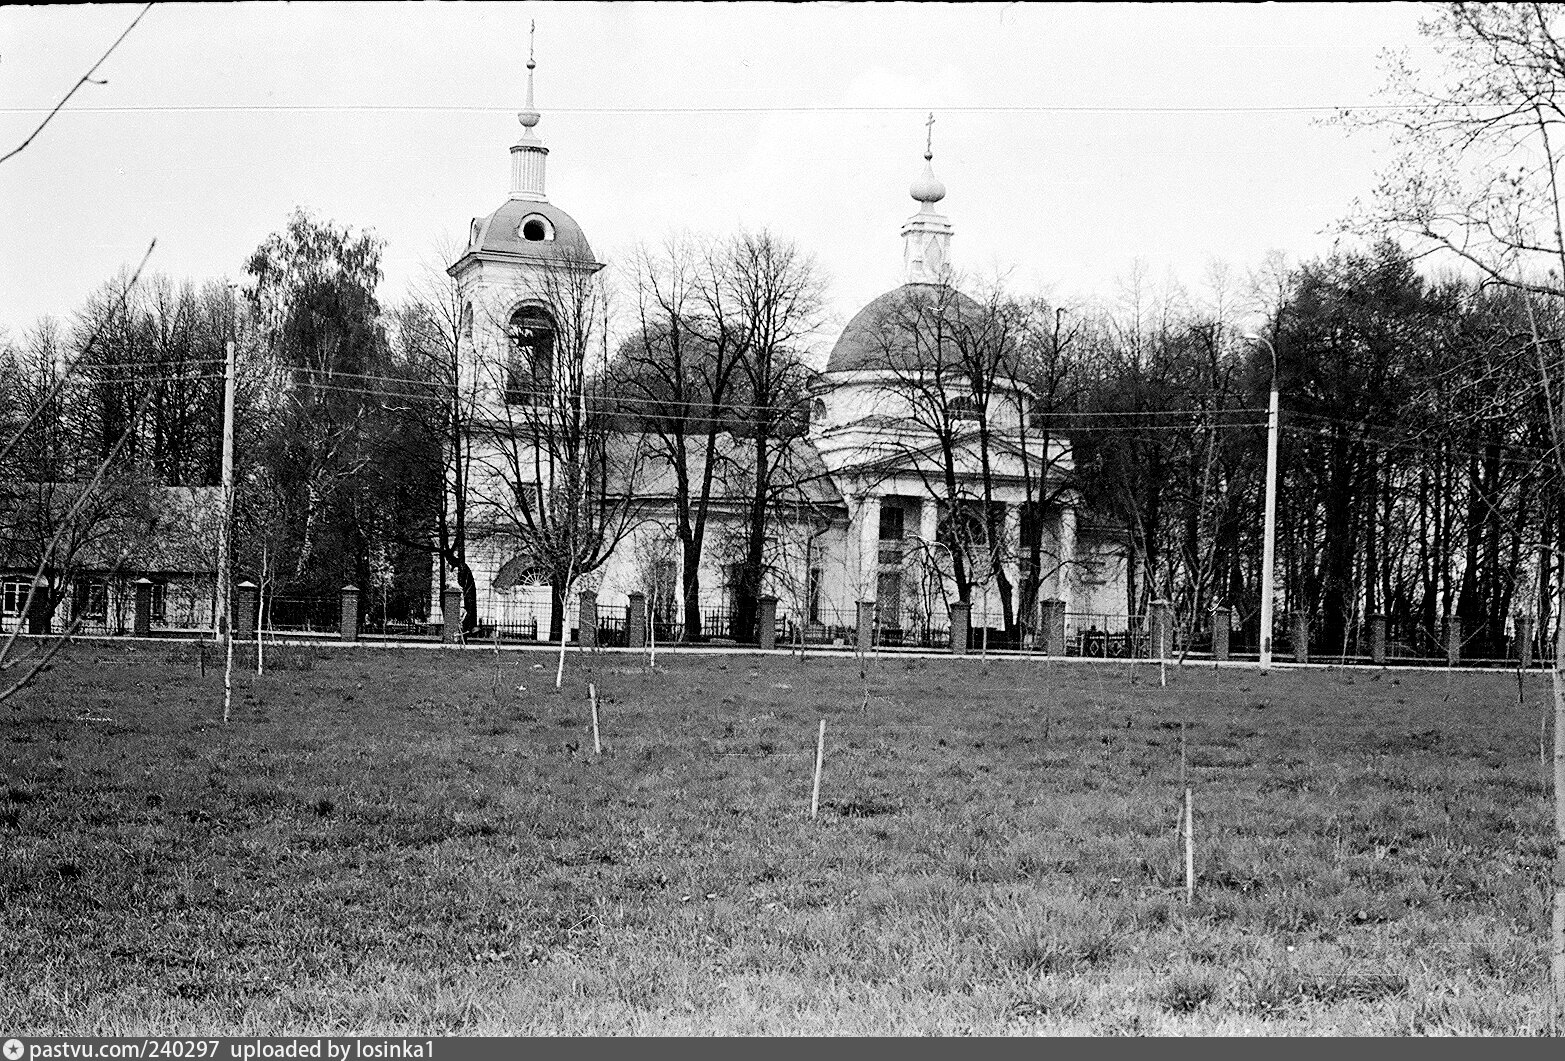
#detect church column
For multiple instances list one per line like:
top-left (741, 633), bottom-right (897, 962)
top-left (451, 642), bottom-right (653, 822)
top-left (919, 496), bottom-right (939, 546)
top-left (1054, 506), bottom-right (1078, 612)
top-left (1002, 502), bottom-right (1022, 614)
top-left (857, 494), bottom-right (882, 601)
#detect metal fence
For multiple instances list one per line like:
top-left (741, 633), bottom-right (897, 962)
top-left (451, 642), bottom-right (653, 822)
top-left (264, 595), bottom-right (340, 635)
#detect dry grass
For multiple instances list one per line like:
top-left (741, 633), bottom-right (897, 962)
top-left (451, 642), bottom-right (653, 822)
top-left (0, 643), bottom-right (1556, 1034)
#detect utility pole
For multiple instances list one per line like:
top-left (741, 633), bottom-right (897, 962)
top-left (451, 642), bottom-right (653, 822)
top-left (1245, 332), bottom-right (1279, 671)
top-left (220, 283), bottom-right (237, 723)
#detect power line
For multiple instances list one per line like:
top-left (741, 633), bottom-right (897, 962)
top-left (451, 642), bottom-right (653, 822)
top-left (0, 102), bottom-right (1465, 118)
top-left (22, 360), bottom-right (1565, 466)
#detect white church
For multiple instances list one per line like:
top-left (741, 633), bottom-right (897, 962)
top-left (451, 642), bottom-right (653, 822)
top-left (435, 46), bottom-right (1130, 647)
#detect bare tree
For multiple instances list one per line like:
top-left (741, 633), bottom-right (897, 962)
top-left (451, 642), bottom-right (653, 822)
top-left (0, 247), bottom-right (163, 704)
top-left (613, 236), bottom-right (744, 641)
top-left (696, 230), bottom-right (826, 641)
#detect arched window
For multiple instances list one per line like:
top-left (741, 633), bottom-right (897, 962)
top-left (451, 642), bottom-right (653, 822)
top-left (493, 556), bottom-right (549, 592)
top-left (460, 303), bottom-right (474, 343)
top-left (947, 393), bottom-right (982, 421)
top-left (505, 305), bottom-right (556, 404)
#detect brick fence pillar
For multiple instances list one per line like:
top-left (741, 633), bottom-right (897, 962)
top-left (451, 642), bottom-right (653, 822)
top-left (442, 585), bottom-right (463, 643)
top-left (949, 601), bottom-right (971, 656)
top-left (855, 600), bottom-right (875, 654)
top-left (628, 592), bottom-right (646, 649)
top-left (1291, 610), bottom-right (1309, 664)
top-left (1149, 600), bottom-right (1174, 660)
top-left (132, 578), bottom-right (153, 637)
top-left (757, 596), bottom-right (778, 651)
top-left (1445, 616), bottom-right (1461, 667)
top-left (1370, 613), bottom-right (1386, 665)
top-left (1517, 615), bottom-right (1535, 670)
top-left (578, 590), bottom-right (598, 649)
top-left (1040, 599), bottom-right (1066, 657)
top-left (236, 581), bottom-right (258, 640)
top-left (339, 585), bottom-right (359, 642)
top-left (1211, 605), bottom-right (1231, 662)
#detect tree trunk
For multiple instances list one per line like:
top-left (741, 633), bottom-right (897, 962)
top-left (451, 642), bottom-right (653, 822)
top-left (681, 536), bottom-right (703, 642)
top-left (549, 575), bottom-right (567, 644)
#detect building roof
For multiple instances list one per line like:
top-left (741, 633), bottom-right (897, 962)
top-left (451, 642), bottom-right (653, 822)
top-left (824, 283), bottom-right (985, 374)
top-left (626, 432), bottom-right (845, 515)
top-left (461, 199), bottom-right (598, 268)
top-left (0, 484), bottom-right (221, 577)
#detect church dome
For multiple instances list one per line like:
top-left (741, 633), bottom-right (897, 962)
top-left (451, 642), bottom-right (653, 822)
top-left (910, 160), bottom-right (946, 205)
top-left (825, 283), bottom-right (984, 374)
top-left (466, 199), bottom-right (597, 265)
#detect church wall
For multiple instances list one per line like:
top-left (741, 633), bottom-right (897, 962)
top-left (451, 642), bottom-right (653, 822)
top-left (591, 506), bottom-right (852, 637)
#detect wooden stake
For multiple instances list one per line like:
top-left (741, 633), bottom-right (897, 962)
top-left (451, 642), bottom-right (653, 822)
top-left (1551, 614), bottom-right (1565, 1029)
top-left (589, 682), bottom-right (601, 755)
top-left (1184, 786), bottom-right (1195, 905)
top-left (810, 718), bottom-right (826, 819)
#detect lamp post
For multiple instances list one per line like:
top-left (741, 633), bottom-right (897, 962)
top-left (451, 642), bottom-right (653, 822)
top-left (1243, 332), bottom-right (1279, 670)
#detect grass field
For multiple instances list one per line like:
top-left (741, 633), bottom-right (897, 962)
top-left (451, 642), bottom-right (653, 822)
top-left (0, 641), bottom-right (1558, 1035)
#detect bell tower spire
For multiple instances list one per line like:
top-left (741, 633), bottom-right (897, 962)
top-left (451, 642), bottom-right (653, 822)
top-left (901, 112), bottom-right (954, 285)
top-left (510, 21), bottom-right (549, 202)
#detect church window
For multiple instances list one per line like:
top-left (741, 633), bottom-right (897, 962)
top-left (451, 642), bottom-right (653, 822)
top-left (460, 303), bottom-right (474, 343)
top-left (948, 393), bottom-right (982, 421)
top-left (518, 214), bottom-right (555, 242)
top-left (505, 305), bottom-right (556, 404)
top-left (493, 556), bottom-right (548, 592)
top-left (938, 500), bottom-right (987, 553)
top-left (812, 398), bottom-right (827, 422)
top-left (878, 504), bottom-right (905, 541)
top-left (649, 558), bottom-right (678, 627)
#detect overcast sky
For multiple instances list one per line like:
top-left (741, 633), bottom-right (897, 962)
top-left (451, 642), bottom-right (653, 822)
top-left (1, 1), bottom-right (1434, 341)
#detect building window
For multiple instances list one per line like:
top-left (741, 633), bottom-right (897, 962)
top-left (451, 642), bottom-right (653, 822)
top-left (807, 567), bottom-right (822, 624)
top-left (721, 562), bottom-right (745, 612)
top-left (876, 571), bottom-right (902, 628)
top-left (878, 504), bottom-right (905, 541)
top-left (1, 580), bottom-right (29, 617)
top-left (494, 556), bottom-right (548, 592)
top-left (948, 393), bottom-right (982, 421)
top-left (649, 558), bottom-right (678, 627)
top-left (938, 500), bottom-right (981, 553)
top-left (518, 214), bottom-right (555, 242)
top-left (505, 305), bottom-right (556, 404)
top-left (77, 579), bottom-right (107, 621)
top-left (150, 582), bottom-right (167, 624)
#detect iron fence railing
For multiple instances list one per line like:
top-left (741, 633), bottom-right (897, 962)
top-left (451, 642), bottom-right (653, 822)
top-left (263, 596), bottom-right (340, 635)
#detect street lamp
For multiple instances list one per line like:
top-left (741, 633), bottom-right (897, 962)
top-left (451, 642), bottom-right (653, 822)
top-left (1243, 332), bottom-right (1279, 671)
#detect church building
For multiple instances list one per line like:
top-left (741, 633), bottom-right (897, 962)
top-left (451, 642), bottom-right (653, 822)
top-left (436, 44), bottom-right (1130, 648)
